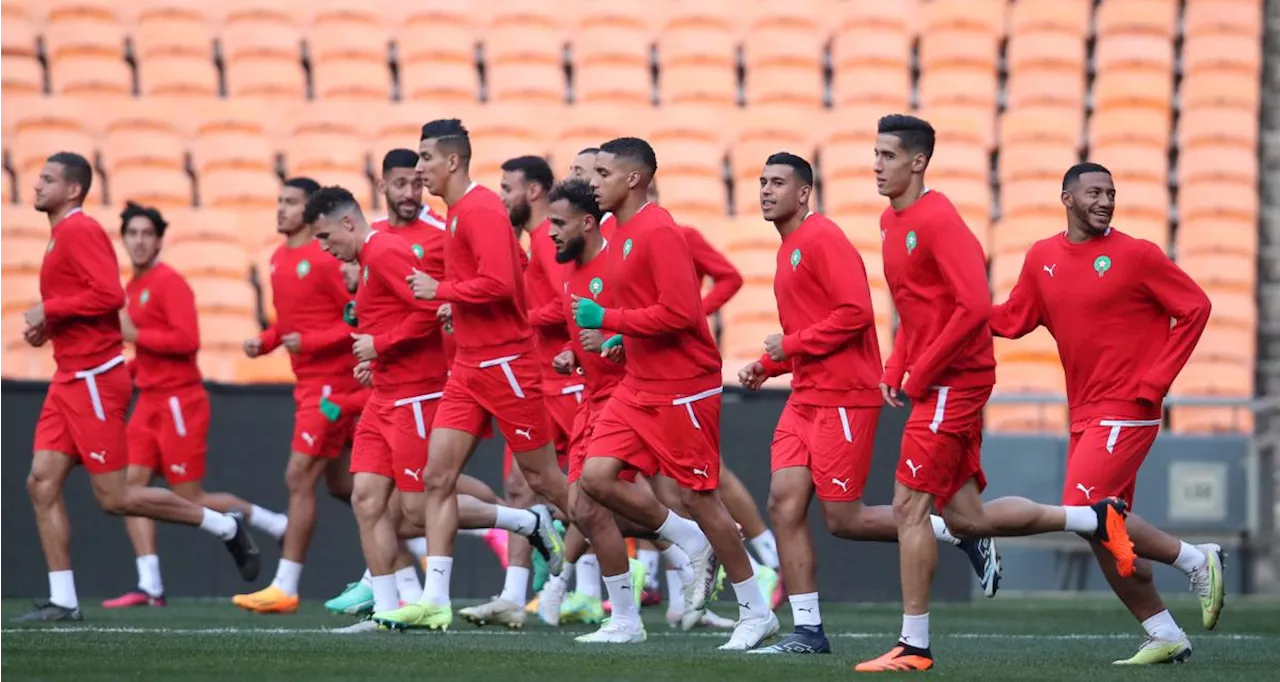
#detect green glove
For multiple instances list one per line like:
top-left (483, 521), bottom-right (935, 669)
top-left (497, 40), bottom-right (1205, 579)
top-left (319, 396), bottom-right (342, 423)
top-left (601, 334), bottom-right (623, 351)
top-left (575, 297), bottom-right (605, 329)
top-left (343, 301), bottom-right (358, 328)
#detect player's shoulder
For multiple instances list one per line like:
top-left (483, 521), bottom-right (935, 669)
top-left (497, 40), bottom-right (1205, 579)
top-left (370, 217), bottom-right (390, 231)
top-left (62, 210), bottom-right (108, 235)
top-left (1107, 228), bottom-right (1167, 260)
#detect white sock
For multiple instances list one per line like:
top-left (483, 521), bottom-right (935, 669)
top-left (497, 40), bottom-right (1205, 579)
top-left (576, 555), bottom-right (602, 600)
top-left (603, 572), bottom-right (640, 623)
top-left (423, 557), bottom-right (452, 606)
top-left (199, 509), bottom-right (237, 540)
top-left (749, 530), bottom-right (781, 569)
top-left (361, 568), bottom-right (373, 586)
top-left (789, 592), bottom-right (821, 627)
top-left (1062, 506), bottom-right (1098, 533)
top-left (1141, 609), bottom-right (1184, 641)
top-left (901, 612), bottom-right (930, 649)
top-left (560, 561), bottom-right (576, 585)
top-left (749, 553), bottom-right (764, 574)
top-left (493, 506), bottom-right (538, 536)
top-left (395, 565), bottom-right (423, 603)
top-left (270, 558), bottom-right (303, 597)
top-left (930, 515), bottom-right (960, 545)
top-left (731, 575), bottom-right (769, 619)
top-left (370, 574), bottom-right (398, 612)
top-left (638, 549), bottom-right (660, 589)
top-left (248, 504), bottom-right (288, 539)
top-left (500, 566), bottom-right (530, 605)
top-left (405, 537), bottom-right (428, 559)
top-left (662, 544), bottom-right (695, 584)
top-left (656, 510), bottom-right (709, 555)
top-left (1172, 542), bottom-right (1208, 574)
top-left (49, 570), bottom-right (78, 609)
top-left (136, 554), bottom-right (163, 597)
top-left (666, 569), bottom-right (685, 611)
top-left (459, 528), bottom-right (490, 538)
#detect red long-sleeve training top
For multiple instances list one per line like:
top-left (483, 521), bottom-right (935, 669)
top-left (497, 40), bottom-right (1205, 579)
top-left (881, 190), bottom-right (996, 398)
top-left (563, 240), bottom-right (626, 402)
top-left (598, 204), bottom-right (722, 398)
top-left (524, 219), bottom-right (573, 389)
top-left (435, 183), bottom-right (535, 364)
top-left (126, 262), bottom-right (201, 390)
top-left (990, 228), bottom-right (1212, 422)
top-left (39, 209), bottom-right (126, 381)
top-left (260, 239), bottom-right (358, 386)
top-left (757, 213), bottom-right (882, 407)
top-left (680, 225), bottom-right (744, 316)
top-left (356, 230), bottom-right (446, 396)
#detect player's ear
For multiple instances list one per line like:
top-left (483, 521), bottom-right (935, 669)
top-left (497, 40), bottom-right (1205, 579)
top-left (376, 177), bottom-right (387, 194)
top-left (447, 152), bottom-right (461, 174)
top-left (1060, 190), bottom-right (1073, 210)
top-left (911, 152), bottom-right (929, 174)
top-left (797, 183), bottom-right (813, 205)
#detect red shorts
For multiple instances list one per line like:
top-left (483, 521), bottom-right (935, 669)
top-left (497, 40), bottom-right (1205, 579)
top-left (351, 390), bottom-right (441, 493)
top-left (1061, 417), bottom-right (1161, 508)
top-left (433, 352), bottom-right (551, 453)
top-left (34, 357), bottom-right (130, 474)
top-left (897, 385), bottom-right (991, 511)
top-left (587, 384), bottom-right (722, 491)
top-left (772, 400), bottom-right (880, 502)
top-left (503, 383), bottom-right (583, 480)
top-left (568, 395), bottom-right (641, 485)
top-left (292, 380), bottom-right (365, 458)
top-left (127, 384), bottom-right (210, 484)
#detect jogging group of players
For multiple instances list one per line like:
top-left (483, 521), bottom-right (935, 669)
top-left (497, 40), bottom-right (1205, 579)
top-left (18, 111), bottom-right (1229, 671)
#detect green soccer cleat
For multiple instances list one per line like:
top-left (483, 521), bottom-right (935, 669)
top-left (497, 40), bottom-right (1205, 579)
top-left (532, 519), bottom-right (565, 594)
top-left (324, 581), bottom-right (374, 616)
top-left (372, 601), bottom-right (453, 631)
top-left (1190, 543), bottom-right (1226, 630)
top-left (755, 565), bottom-right (779, 610)
top-left (628, 558), bottom-right (647, 607)
top-left (560, 592), bottom-right (606, 625)
top-left (1112, 637), bottom-right (1192, 665)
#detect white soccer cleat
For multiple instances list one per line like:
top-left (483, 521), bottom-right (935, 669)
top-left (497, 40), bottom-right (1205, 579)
top-left (667, 605), bottom-right (734, 629)
top-left (328, 618), bottom-right (385, 634)
top-left (684, 542), bottom-right (720, 612)
top-left (574, 617), bottom-right (647, 644)
top-left (459, 597), bottom-right (526, 629)
top-left (717, 612), bottom-right (780, 651)
top-left (538, 576), bottom-right (569, 626)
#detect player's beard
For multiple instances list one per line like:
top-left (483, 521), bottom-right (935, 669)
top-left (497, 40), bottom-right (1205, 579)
top-left (394, 201), bottom-right (420, 222)
top-left (555, 235), bottom-right (585, 264)
top-left (508, 200), bottom-right (531, 230)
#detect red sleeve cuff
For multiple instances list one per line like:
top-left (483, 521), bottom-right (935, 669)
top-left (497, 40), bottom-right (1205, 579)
top-left (780, 333), bottom-right (803, 359)
top-left (42, 298), bottom-right (69, 322)
top-left (1136, 379), bottom-right (1166, 405)
top-left (434, 280), bottom-right (455, 301)
top-left (882, 365), bottom-right (905, 390)
top-left (601, 307), bottom-right (623, 332)
top-left (372, 334), bottom-right (388, 357)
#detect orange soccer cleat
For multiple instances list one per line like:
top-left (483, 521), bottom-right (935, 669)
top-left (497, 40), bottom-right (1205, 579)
top-left (854, 643), bottom-right (935, 672)
top-left (231, 585), bottom-right (300, 614)
top-left (1093, 497), bottom-right (1137, 578)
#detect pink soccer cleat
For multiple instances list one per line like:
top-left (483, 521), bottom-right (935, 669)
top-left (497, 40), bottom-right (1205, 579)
top-left (486, 529), bottom-right (510, 569)
top-left (103, 590), bottom-right (165, 608)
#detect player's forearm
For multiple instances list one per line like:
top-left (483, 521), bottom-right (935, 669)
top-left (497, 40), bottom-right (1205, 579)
top-left (305, 326), bottom-right (357, 354)
top-left (528, 299), bottom-right (565, 327)
top-left (758, 353), bottom-right (791, 378)
top-left (134, 328), bottom-right (199, 355)
top-left (1138, 298), bottom-right (1212, 402)
top-left (905, 307), bottom-right (990, 393)
top-left (259, 325), bottom-right (282, 353)
top-left (600, 305), bottom-right (692, 337)
top-left (435, 277), bottom-right (512, 304)
top-left (701, 273), bottom-right (743, 316)
top-left (373, 313), bottom-right (440, 357)
top-left (781, 305), bottom-right (872, 359)
top-left (43, 288), bottom-right (125, 322)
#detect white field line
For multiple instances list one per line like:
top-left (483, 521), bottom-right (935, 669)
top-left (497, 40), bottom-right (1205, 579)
top-left (0, 626), bottom-right (1272, 641)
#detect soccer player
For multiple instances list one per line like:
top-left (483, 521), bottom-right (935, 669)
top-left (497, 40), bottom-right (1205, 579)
top-left (103, 202), bottom-right (288, 608)
top-left (305, 186), bottom-right (563, 632)
top-left (736, 153), bottom-right (999, 654)
top-left (574, 137), bottom-right (779, 650)
top-left (235, 177), bottom-right (366, 614)
top-left (19, 152), bottom-right (258, 622)
top-left (856, 115), bottom-right (1139, 672)
top-left (989, 162), bottom-right (1224, 664)
top-left (373, 118), bottom-right (568, 632)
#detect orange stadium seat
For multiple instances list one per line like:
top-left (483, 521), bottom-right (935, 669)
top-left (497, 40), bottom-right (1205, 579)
top-left (2, 204), bottom-right (47, 238)
top-left (167, 240), bottom-right (248, 279)
top-left (395, 3), bottom-right (479, 104)
top-left (190, 106), bottom-right (279, 176)
top-left (732, 113), bottom-right (816, 217)
top-left (998, 142), bottom-right (1079, 185)
top-left (1, 233), bottom-right (47, 274)
top-left (221, 7), bottom-right (305, 100)
top-left (101, 122), bottom-right (187, 175)
top-left (1178, 252), bottom-right (1256, 292)
top-left (1095, 0), bottom-right (1179, 38)
top-left (1093, 70), bottom-right (1174, 113)
top-left (485, 7), bottom-right (566, 104)
top-left (657, 0), bottom-right (739, 108)
top-left (1183, 0), bottom-right (1264, 39)
top-left (1194, 318), bottom-right (1257, 367)
top-left (1179, 146), bottom-right (1258, 187)
top-left (1108, 177), bottom-right (1170, 224)
top-left (133, 1), bottom-right (218, 98)
top-left (1181, 69), bottom-right (1262, 112)
top-left (200, 169), bottom-right (281, 210)
top-left (999, 106), bottom-right (1083, 150)
top-left (1, 9), bottom-right (40, 95)
top-left (284, 105), bottom-right (370, 177)
top-left (1089, 106), bottom-right (1172, 150)
top-left (1005, 30), bottom-right (1087, 77)
top-left (649, 105), bottom-right (727, 218)
top-left (464, 107), bottom-right (553, 189)
top-left (741, 2), bottom-right (826, 108)
top-left (1090, 143), bottom-right (1168, 186)
top-left (1005, 67), bottom-right (1087, 111)
top-left (549, 103), bottom-right (636, 172)
top-left (1182, 34), bottom-right (1263, 77)
top-left (162, 207), bottom-right (243, 245)
top-left (831, 14), bottom-right (914, 108)
top-left (1094, 34), bottom-right (1175, 75)
top-left (1178, 106), bottom-right (1259, 151)
top-left (1008, 0), bottom-right (1091, 36)
top-left (110, 167), bottom-right (193, 209)
top-left (824, 211), bottom-right (883, 254)
top-left (1177, 216), bottom-right (1258, 259)
top-left (8, 105), bottom-right (96, 179)
top-left (991, 213), bottom-right (1060, 257)
top-left (308, 6), bottom-right (391, 102)
top-left (1000, 177), bottom-right (1070, 222)
top-left (573, 6), bottom-right (654, 106)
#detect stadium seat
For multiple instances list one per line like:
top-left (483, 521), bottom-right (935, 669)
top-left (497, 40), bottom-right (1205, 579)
top-left (1094, 0), bottom-right (1179, 38)
top-left (999, 106), bottom-right (1083, 150)
top-left (1005, 66), bottom-right (1087, 111)
top-left (1182, 34), bottom-right (1263, 77)
top-left (741, 2), bottom-right (826, 108)
top-left (134, 1), bottom-right (218, 98)
top-left (1094, 34), bottom-right (1175, 75)
top-left (1178, 146), bottom-right (1258, 187)
top-left (168, 241), bottom-right (249, 279)
top-left (1180, 70), bottom-right (1261, 112)
top-left (200, 169), bottom-right (281, 210)
top-left (573, 6), bottom-right (654, 106)
top-left (550, 103), bottom-right (637, 172)
top-left (1182, 0), bottom-right (1264, 39)
top-left (0, 9), bottom-right (40, 95)
top-left (465, 107), bottom-right (553, 189)
top-left (732, 113), bottom-right (815, 217)
top-left (110, 167), bottom-right (193, 209)
top-left (1008, 0), bottom-right (1091, 36)
top-left (190, 106), bottom-right (279, 176)
top-left (649, 105), bottom-right (727, 219)
top-left (1089, 107), bottom-right (1172, 151)
top-left (656, 0), bottom-right (738, 107)
top-left (1, 233), bottom-right (47, 274)
top-left (161, 207), bottom-right (243, 246)
top-left (829, 5), bottom-right (911, 110)
top-left (1178, 106), bottom-right (1259, 151)
top-left (308, 6), bottom-right (391, 102)
top-left (8, 105), bottom-right (97, 179)
top-left (1005, 30), bottom-right (1087, 80)
top-left (1000, 178), bottom-right (1070, 222)
top-left (221, 7), bottom-right (306, 100)
top-left (395, 3), bottom-right (479, 104)
top-left (284, 106), bottom-right (371, 179)
top-left (1093, 70), bottom-right (1174, 113)
top-left (1090, 143), bottom-right (1169, 187)
top-left (1178, 253), bottom-right (1256, 292)
top-left (998, 142), bottom-right (1079, 185)
top-left (485, 7), bottom-right (566, 104)
top-left (101, 120), bottom-right (187, 174)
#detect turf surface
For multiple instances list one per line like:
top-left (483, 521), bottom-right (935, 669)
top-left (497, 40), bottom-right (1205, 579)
top-left (3, 595), bottom-right (1277, 681)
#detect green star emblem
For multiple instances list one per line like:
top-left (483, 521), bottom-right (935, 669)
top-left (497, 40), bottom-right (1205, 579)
top-left (1094, 255), bottom-right (1112, 278)
top-left (411, 244), bottom-right (424, 259)
top-left (139, 289), bottom-right (150, 305)
top-left (589, 277), bottom-right (604, 298)
top-left (790, 248), bottom-right (802, 271)
top-left (906, 231), bottom-right (918, 254)
top-left (296, 259), bottom-right (311, 278)
top-left (623, 238), bottom-right (633, 259)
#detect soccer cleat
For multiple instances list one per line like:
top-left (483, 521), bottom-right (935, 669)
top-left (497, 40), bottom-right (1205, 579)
top-left (718, 611), bottom-right (780, 651)
top-left (531, 543), bottom-right (549, 593)
top-left (1189, 543), bottom-right (1225, 630)
top-left (1092, 497), bottom-right (1137, 578)
top-left (231, 585), bottom-right (299, 614)
top-left (524, 595), bottom-right (540, 614)
top-left (484, 529), bottom-right (509, 569)
top-left (459, 597), bottom-right (526, 629)
top-left (754, 565), bottom-right (780, 610)
top-left (102, 590), bottom-right (166, 608)
top-left (629, 557), bottom-right (647, 607)
top-left (747, 625), bottom-right (832, 654)
top-left (574, 617), bottom-right (647, 644)
top-left (13, 602), bottom-right (83, 623)
top-left (560, 592), bottom-right (606, 625)
top-left (771, 570), bottom-right (787, 610)
top-left (957, 536), bottom-right (1002, 598)
top-left (684, 542), bottom-right (721, 613)
top-left (1112, 637), bottom-right (1192, 665)
top-left (372, 601), bottom-right (452, 631)
top-left (328, 617), bottom-right (388, 634)
top-left (854, 642), bottom-right (935, 671)
top-left (537, 576), bottom-right (569, 626)
top-left (666, 607), bottom-right (735, 629)
top-left (527, 504), bottom-right (565, 577)
top-left (223, 512), bottom-right (261, 581)
top-left (325, 581), bottom-right (375, 616)
top-left (640, 588), bottom-right (663, 607)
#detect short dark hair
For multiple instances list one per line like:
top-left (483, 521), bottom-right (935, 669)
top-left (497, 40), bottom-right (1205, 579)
top-left (577, 146), bottom-right (600, 156)
top-left (46, 151), bottom-right (93, 202)
top-left (548, 179), bottom-right (603, 223)
top-left (764, 152), bottom-right (814, 186)
top-left (284, 176), bottom-right (321, 198)
top-left (420, 118), bottom-right (472, 161)
top-left (303, 185), bottom-right (361, 225)
top-left (599, 137), bottom-right (657, 174)
top-left (382, 148), bottom-right (420, 175)
top-left (501, 155), bottom-right (555, 192)
top-left (877, 114), bottom-right (936, 159)
top-left (119, 201), bottom-right (169, 238)
top-left (1062, 162), bottom-right (1112, 190)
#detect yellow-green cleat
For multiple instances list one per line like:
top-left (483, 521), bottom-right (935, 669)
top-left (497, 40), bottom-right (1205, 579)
top-left (1112, 637), bottom-right (1191, 665)
top-left (628, 558), bottom-right (647, 607)
top-left (755, 565), bottom-right (779, 609)
top-left (1189, 543), bottom-right (1225, 630)
top-left (560, 593), bottom-right (606, 624)
top-left (371, 601), bottom-right (453, 631)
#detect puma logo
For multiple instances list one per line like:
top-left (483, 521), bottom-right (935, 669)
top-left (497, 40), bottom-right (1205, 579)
top-left (301, 431), bottom-right (315, 447)
top-left (1076, 483), bottom-right (1095, 501)
top-left (432, 568), bottom-right (446, 575)
top-left (797, 607), bottom-right (813, 613)
top-left (88, 451), bottom-right (107, 464)
top-left (514, 428), bottom-right (532, 440)
top-left (738, 602), bottom-right (749, 610)
top-left (1043, 264), bottom-right (1057, 278)
top-left (404, 468), bottom-right (422, 482)
top-left (692, 467), bottom-right (709, 478)
top-left (906, 459), bottom-right (922, 478)
top-left (831, 478), bottom-right (851, 492)
top-left (169, 463), bottom-right (187, 476)
top-left (620, 584), bottom-right (631, 591)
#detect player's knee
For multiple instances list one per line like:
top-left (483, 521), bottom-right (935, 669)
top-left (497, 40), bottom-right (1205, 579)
top-left (569, 492), bottom-right (602, 529)
top-left (351, 488), bottom-right (386, 522)
top-left (285, 459), bottom-right (317, 494)
top-left (323, 469), bottom-right (353, 502)
top-left (766, 489), bottom-right (806, 527)
top-left (944, 514), bottom-right (983, 540)
top-left (420, 466), bottom-right (457, 496)
top-left (26, 470), bottom-right (58, 507)
top-left (97, 487), bottom-right (132, 516)
top-left (578, 461), bottom-right (612, 501)
top-left (892, 489), bottom-right (931, 526)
